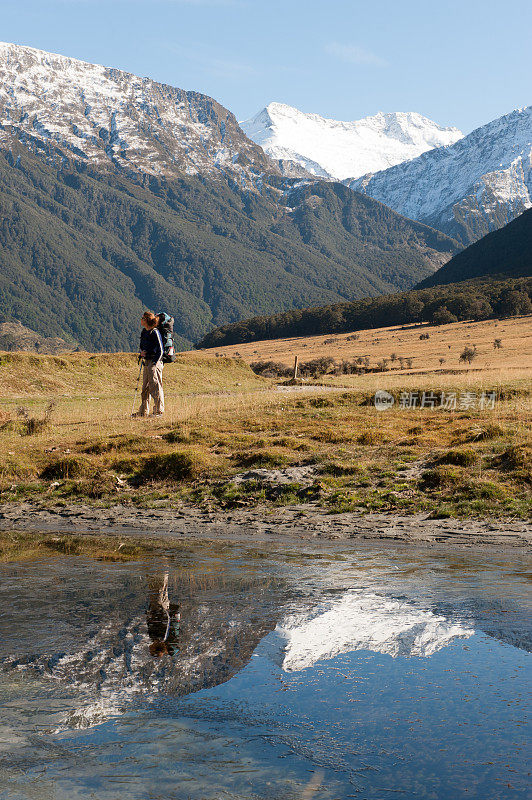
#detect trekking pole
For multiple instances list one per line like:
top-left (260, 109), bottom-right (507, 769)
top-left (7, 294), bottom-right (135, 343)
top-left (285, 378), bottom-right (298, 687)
top-left (130, 356), bottom-right (144, 417)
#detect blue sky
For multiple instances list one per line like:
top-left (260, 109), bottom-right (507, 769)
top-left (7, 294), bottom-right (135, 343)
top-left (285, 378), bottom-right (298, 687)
top-left (2, 0), bottom-right (530, 133)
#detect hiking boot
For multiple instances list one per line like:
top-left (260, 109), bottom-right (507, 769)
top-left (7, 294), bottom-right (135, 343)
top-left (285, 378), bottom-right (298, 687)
top-left (131, 411), bottom-right (148, 418)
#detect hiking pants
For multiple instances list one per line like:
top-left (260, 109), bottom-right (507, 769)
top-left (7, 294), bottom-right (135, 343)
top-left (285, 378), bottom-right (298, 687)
top-left (139, 360), bottom-right (164, 415)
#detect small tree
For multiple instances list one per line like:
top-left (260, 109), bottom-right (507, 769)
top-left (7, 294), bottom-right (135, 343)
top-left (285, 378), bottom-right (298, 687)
top-left (390, 352), bottom-right (397, 362)
top-left (439, 357), bottom-right (446, 366)
top-left (406, 357), bottom-right (413, 369)
top-left (459, 346), bottom-right (477, 365)
top-left (493, 338), bottom-right (503, 349)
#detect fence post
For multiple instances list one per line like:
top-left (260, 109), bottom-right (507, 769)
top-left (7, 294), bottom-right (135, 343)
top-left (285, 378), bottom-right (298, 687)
top-left (293, 355), bottom-right (299, 380)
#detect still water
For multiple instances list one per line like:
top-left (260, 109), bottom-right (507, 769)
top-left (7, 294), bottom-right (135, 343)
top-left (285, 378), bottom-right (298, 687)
top-left (0, 537), bottom-right (529, 799)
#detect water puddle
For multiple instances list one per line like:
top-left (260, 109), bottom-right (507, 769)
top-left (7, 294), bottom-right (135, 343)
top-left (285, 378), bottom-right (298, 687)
top-left (0, 538), bottom-right (529, 799)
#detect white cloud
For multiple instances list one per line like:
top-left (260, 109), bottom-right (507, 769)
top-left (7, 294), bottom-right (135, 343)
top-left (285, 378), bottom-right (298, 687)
top-left (325, 41), bottom-right (387, 67)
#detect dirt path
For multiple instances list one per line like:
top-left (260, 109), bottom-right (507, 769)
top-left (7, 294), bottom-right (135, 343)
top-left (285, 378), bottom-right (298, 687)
top-left (0, 502), bottom-right (530, 551)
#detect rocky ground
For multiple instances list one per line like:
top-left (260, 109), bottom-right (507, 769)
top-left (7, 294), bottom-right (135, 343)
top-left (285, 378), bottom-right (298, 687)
top-left (0, 501), bottom-right (530, 551)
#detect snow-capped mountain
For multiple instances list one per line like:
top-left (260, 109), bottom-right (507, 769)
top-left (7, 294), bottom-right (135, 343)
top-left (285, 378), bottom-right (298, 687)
top-left (240, 101), bottom-right (463, 180)
top-left (270, 591), bottom-right (473, 672)
top-left (0, 42), bottom-right (272, 185)
top-left (349, 106), bottom-right (532, 244)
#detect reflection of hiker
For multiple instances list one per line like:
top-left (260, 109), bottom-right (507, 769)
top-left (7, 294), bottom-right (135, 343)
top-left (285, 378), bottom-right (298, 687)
top-left (147, 572), bottom-right (180, 657)
top-left (133, 311), bottom-right (164, 418)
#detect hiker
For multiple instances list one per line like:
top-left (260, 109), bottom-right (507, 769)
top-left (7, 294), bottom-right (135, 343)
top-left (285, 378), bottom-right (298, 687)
top-left (133, 311), bottom-right (165, 417)
top-left (146, 572), bottom-right (180, 657)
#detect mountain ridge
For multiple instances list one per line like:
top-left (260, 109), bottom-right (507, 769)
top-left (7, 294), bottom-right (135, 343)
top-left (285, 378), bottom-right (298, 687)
top-left (0, 42), bottom-right (460, 351)
top-left (0, 41), bottom-right (274, 187)
top-left (349, 106), bottom-right (532, 244)
top-left (241, 101), bottom-right (463, 180)
top-left (416, 207), bottom-right (532, 289)
top-left (0, 138), bottom-right (458, 350)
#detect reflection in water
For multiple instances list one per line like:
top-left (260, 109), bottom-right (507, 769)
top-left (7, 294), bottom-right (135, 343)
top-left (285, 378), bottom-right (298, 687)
top-left (0, 561), bottom-right (281, 730)
top-left (146, 572), bottom-right (180, 657)
top-left (0, 542), bottom-right (529, 800)
top-left (274, 589), bottom-right (474, 671)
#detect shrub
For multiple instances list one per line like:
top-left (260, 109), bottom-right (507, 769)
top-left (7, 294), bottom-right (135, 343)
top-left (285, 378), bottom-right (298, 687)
top-left (459, 346), bottom-right (477, 364)
top-left (419, 466), bottom-right (463, 489)
top-left (135, 451), bottom-right (198, 483)
top-left (437, 449), bottom-right (477, 467)
top-left (16, 402), bottom-right (55, 436)
top-left (41, 456), bottom-right (89, 479)
top-left (319, 462), bottom-right (361, 476)
top-left (232, 450), bottom-right (289, 468)
top-left (492, 444), bottom-right (531, 472)
top-left (357, 431), bottom-right (382, 445)
top-left (463, 423), bottom-right (504, 442)
top-left (250, 361), bottom-right (292, 378)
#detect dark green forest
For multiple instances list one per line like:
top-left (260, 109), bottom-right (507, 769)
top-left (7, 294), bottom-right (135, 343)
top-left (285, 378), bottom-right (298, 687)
top-left (195, 277), bottom-right (532, 348)
top-left (0, 142), bottom-right (458, 351)
top-left (416, 207), bottom-right (532, 287)
top-left (196, 209), bottom-right (532, 347)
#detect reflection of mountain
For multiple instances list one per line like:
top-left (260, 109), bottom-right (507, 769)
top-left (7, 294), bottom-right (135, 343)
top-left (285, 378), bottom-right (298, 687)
top-left (2, 578), bottom-right (280, 729)
top-left (273, 591), bottom-right (473, 671)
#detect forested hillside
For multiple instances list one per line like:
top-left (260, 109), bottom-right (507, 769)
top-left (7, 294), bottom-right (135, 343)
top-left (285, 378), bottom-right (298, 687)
top-left (195, 277), bottom-right (532, 348)
top-left (0, 144), bottom-right (458, 351)
top-left (416, 208), bottom-right (532, 288)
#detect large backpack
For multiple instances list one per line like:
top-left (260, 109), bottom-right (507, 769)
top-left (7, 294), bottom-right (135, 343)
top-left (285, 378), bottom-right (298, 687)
top-left (157, 312), bottom-right (176, 363)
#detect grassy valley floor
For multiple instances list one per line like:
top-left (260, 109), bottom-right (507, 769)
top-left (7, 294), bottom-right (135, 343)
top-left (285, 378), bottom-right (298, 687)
top-left (0, 316), bottom-right (530, 544)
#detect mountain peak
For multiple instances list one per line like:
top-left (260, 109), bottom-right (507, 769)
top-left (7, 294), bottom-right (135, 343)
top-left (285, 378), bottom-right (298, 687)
top-left (240, 102), bottom-right (463, 180)
top-left (0, 41), bottom-right (273, 184)
top-left (349, 105), bottom-right (532, 244)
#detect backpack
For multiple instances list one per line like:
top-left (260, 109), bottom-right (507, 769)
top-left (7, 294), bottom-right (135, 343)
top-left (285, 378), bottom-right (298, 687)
top-left (157, 312), bottom-right (176, 363)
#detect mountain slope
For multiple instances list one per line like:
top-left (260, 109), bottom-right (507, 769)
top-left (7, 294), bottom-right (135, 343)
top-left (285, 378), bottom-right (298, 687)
top-left (195, 276), bottom-right (531, 348)
top-left (349, 106), bottom-right (532, 245)
top-left (241, 102), bottom-right (462, 180)
top-left (0, 41), bottom-right (273, 186)
top-left (416, 208), bottom-right (532, 289)
top-left (0, 141), bottom-right (459, 350)
top-left (0, 42), bottom-right (460, 351)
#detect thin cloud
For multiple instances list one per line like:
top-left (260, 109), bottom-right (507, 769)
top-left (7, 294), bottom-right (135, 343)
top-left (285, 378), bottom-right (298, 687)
top-left (167, 42), bottom-right (257, 80)
top-left (325, 41), bottom-right (387, 67)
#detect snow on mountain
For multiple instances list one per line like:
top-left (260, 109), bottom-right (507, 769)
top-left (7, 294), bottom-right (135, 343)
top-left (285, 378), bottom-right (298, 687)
top-left (272, 591), bottom-right (473, 672)
top-left (0, 42), bottom-right (272, 185)
top-left (240, 102), bottom-right (463, 180)
top-left (349, 106), bottom-right (532, 244)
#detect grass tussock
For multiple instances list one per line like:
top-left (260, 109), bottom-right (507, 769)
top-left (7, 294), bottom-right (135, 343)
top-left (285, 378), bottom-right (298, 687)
top-left (41, 456), bottom-right (91, 480)
top-left (134, 451), bottom-right (204, 484)
top-left (436, 449), bottom-right (478, 467)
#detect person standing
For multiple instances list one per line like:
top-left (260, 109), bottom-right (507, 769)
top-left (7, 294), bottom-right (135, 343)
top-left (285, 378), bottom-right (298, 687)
top-left (134, 311), bottom-right (165, 417)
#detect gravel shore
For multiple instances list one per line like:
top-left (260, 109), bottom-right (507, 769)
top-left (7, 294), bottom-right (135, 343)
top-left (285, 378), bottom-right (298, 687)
top-left (0, 502), bottom-right (530, 550)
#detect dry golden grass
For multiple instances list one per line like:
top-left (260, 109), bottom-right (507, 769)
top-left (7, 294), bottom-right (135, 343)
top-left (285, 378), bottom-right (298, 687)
top-left (0, 318), bottom-right (530, 520)
top-left (209, 315), bottom-right (532, 382)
